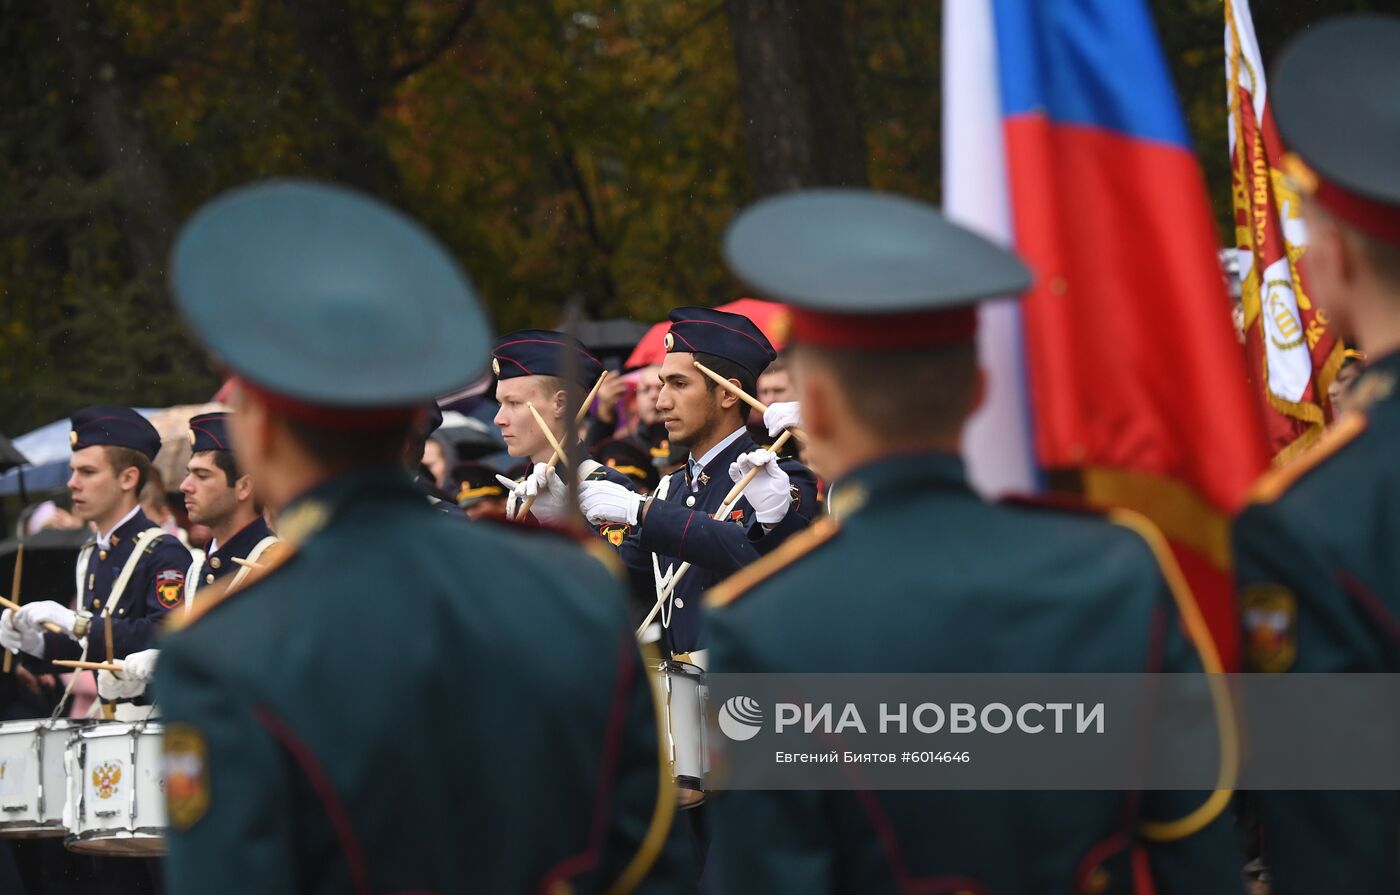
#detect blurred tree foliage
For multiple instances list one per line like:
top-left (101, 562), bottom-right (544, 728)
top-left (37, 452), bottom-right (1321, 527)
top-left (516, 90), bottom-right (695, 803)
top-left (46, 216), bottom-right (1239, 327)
top-left (0, 0), bottom-right (1375, 433)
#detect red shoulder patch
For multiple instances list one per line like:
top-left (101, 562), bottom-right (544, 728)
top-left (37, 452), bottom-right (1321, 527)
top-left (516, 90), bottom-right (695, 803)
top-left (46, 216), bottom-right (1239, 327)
top-left (156, 569), bottom-right (185, 609)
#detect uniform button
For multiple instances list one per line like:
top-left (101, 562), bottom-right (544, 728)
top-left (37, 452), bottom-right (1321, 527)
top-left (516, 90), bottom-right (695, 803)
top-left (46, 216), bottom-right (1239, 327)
top-left (674, 598), bottom-right (685, 609)
top-left (685, 496), bottom-right (696, 507)
top-left (92, 599), bottom-right (102, 610)
top-left (117, 608), bottom-right (126, 616)
top-left (210, 557), bottom-right (222, 570)
top-left (98, 550), bottom-right (108, 561)
top-left (206, 574), bottom-right (215, 585)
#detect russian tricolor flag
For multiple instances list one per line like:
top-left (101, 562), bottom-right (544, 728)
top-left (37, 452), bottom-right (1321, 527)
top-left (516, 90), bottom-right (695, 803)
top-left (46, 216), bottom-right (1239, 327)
top-left (949, 0), bottom-right (1270, 669)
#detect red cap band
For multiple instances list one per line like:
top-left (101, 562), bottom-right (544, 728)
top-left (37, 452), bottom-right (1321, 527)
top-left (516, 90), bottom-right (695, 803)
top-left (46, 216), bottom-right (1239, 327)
top-left (237, 378), bottom-right (418, 431)
top-left (1316, 178), bottom-right (1400, 246)
top-left (787, 307), bottom-right (977, 350)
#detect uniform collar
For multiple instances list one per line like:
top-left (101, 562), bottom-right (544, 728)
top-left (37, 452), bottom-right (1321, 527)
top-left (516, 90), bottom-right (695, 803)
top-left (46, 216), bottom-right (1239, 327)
top-left (690, 425), bottom-right (748, 471)
top-left (95, 504), bottom-right (144, 549)
top-left (210, 516), bottom-right (273, 559)
top-left (826, 451), bottom-right (969, 519)
top-left (686, 426), bottom-right (751, 491)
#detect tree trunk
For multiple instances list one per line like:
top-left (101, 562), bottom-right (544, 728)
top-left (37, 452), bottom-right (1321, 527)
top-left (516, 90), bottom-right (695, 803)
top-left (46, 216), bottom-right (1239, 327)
top-left (725, 0), bottom-right (868, 195)
top-left (50, 0), bottom-right (179, 281)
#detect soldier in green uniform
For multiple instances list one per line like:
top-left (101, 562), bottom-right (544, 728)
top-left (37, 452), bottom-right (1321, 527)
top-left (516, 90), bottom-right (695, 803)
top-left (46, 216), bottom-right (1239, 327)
top-left (703, 189), bottom-right (1241, 894)
top-left (155, 180), bottom-right (682, 894)
top-left (1232, 14), bottom-right (1400, 894)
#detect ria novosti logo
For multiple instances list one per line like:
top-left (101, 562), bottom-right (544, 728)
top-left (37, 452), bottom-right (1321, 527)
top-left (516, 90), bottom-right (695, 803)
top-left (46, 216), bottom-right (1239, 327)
top-left (717, 696), bottom-right (764, 741)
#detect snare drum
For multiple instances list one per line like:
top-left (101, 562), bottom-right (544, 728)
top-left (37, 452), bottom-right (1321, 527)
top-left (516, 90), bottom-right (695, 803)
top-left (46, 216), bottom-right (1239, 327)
top-left (65, 721), bottom-right (166, 856)
top-left (649, 660), bottom-right (708, 808)
top-left (0, 719), bottom-right (86, 837)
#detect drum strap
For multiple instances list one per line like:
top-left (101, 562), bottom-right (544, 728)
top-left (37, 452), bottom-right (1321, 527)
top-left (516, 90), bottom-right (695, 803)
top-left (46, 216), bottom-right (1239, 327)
top-left (103, 528), bottom-right (167, 626)
top-left (182, 556), bottom-right (202, 614)
top-left (226, 536), bottom-right (280, 593)
top-left (648, 474), bottom-right (677, 629)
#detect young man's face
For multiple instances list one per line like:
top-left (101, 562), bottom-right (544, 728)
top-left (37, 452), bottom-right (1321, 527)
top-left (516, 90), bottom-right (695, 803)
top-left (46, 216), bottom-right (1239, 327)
top-left (656, 352), bottom-right (729, 447)
top-left (67, 446), bottom-right (128, 524)
top-left (756, 367), bottom-right (794, 406)
top-left (494, 377), bottom-right (557, 459)
top-left (180, 452), bottom-right (240, 527)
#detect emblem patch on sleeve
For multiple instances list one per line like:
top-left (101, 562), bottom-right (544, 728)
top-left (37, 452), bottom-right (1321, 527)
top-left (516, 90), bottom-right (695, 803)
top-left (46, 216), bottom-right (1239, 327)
top-left (155, 569), bottom-right (186, 609)
top-left (600, 523), bottom-right (630, 547)
top-left (164, 724), bottom-right (210, 830)
top-left (1241, 584), bottom-right (1297, 672)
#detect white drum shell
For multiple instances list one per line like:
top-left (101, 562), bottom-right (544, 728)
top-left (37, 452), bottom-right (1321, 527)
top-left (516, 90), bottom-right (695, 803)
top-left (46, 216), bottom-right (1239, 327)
top-left (65, 721), bottom-right (166, 856)
top-left (650, 660), bottom-right (709, 800)
top-left (0, 719), bottom-right (86, 837)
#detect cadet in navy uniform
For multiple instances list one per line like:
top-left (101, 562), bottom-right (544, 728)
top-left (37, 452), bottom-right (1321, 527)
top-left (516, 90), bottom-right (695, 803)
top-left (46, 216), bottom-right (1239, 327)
top-left (181, 412), bottom-right (279, 594)
top-left (99, 411), bottom-right (279, 701)
top-left (704, 190), bottom-right (1240, 894)
top-left (579, 307), bottom-right (818, 656)
top-left (155, 180), bottom-right (682, 894)
top-left (1233, 15), bottom-right (1400, 893)
top-left (1, 406), bottom-right (190, 706)
top-left (492, 329), bottom-right (639, 543)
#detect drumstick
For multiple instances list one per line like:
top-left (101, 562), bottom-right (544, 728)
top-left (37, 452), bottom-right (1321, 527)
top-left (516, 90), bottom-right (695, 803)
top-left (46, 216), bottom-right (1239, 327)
top-left (52, 659), bottom-right (124, 673)
top-left (692, 361), bottom-right (807, 444)
top-left (526, 402), bottom-right (571, 462)
top-left (0, 595), bottom-right (67, 635)
top-left (515, 371), bottom-right (608, 521)
top-left (3, 544), bottom-right (20, 672)
top-left (232, 556), bottom-right (264, 570)
top-left (103, 601), bottom-right (114, 664)
top-left (635, 429), bottom-right (795, 637)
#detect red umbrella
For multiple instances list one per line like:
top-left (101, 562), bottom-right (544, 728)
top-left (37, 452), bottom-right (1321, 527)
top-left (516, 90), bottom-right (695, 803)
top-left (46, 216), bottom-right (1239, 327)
top-left (623, 298), bottom-right (788, 369)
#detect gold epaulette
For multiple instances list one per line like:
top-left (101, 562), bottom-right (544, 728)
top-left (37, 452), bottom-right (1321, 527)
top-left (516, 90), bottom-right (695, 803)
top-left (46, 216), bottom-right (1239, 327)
top-left (705, 516), bottom-right (839, 609)
top-left (1247, 413), bottom-right (1368, 505)
top-left (166, 545), bottom-right (297, 633)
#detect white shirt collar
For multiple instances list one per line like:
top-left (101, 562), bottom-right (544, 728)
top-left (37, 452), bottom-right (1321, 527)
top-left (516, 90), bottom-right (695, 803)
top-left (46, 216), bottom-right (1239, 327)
top-left (96, 504), bottom-right (142, 549)
top-left (689, 425), bottom-right (748, 475)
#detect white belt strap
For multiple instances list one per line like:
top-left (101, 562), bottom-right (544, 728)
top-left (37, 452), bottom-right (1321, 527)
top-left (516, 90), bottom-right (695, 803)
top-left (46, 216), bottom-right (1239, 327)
top-left (103, 528), bottom-right (167, 626)
top-left (225, 536), bottom-right (280, 593)
top-left (649, 474), bottom-right (677, 627)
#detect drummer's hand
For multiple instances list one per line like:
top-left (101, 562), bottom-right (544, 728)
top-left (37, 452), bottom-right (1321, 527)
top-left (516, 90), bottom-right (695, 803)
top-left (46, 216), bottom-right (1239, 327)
top-left (97, 670), bottom-right (146, 702)
top-left (18, 600), bottom-right (77, 639)
top-left (119, 648), bottom-right (159, 683)
top-left (0, 608), bottom-right (44, 658)
top-left (96, 648), bottom-right (158, 702)
top-left (763, 401), bottom-right (802, 437)
top-left (578, 479), bottom-right (644, 526)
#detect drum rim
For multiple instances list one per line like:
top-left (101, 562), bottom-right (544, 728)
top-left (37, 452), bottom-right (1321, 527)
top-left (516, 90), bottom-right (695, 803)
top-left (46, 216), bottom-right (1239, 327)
top-left (74, 721), bottom-right (165, 739)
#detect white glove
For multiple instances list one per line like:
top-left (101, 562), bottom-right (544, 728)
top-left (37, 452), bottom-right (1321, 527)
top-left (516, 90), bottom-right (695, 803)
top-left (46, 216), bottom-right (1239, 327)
top-left (97, 648), bottom-right (160, 702)
top-left (497, 463), bottom-right (569, 523)
top-left (763, 401), bottom-right (802, 438)
top-left (578, 479), bottom-right (645, 526)
top-left (0, 609), bottom-right (44, 658)
top-left (18, 600), bottom-right (77, 639)
top-left (728, 449), bottom-right (792, 525)
top-left (120, 648), bottom-right (160, 682)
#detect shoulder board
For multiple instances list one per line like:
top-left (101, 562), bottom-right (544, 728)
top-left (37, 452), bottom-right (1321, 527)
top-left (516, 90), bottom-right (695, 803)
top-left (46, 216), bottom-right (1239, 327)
top-left (166, 544), bottom-right (297, 632)
top-left (1247, 413), bottom-right (1367, 506)
top-left (706, 516), bottom-right (840, 609)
